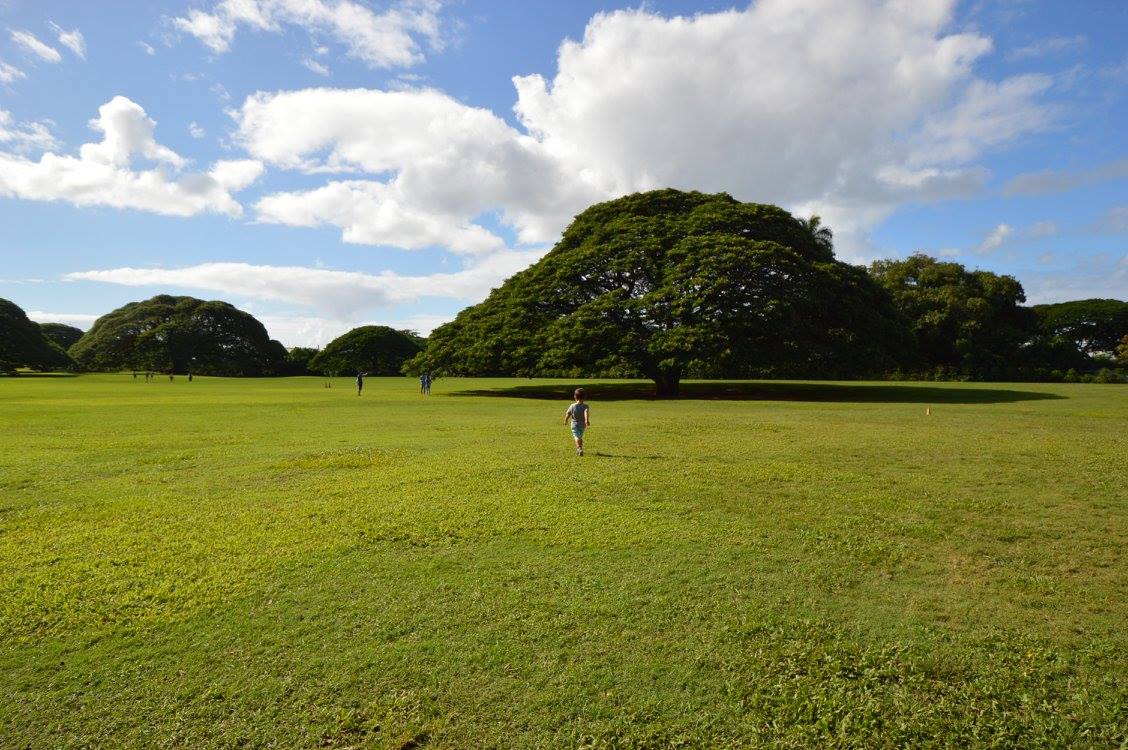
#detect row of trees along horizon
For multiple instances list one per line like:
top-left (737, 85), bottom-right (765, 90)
top-left (3, 190), bottom-right (1126, 395)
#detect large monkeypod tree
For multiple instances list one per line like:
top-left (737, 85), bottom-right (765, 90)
top-left (0, 298), bottom-right (73, 372)
top-left (309, 326), bottom-right (424, 376)
top-left (409, 189), bottom-right (913, 396)
top-left (70, 295), bottom-right (287, 375)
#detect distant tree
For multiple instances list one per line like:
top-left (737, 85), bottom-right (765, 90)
top-left (285, 346), bottom-right (320, 375)
top-left (1117, 334), bottom-right (1128, 364)
top-left (309, 326), bottom-right (423, 376)
top-left (408, 190), bottom-right (913, 396)
top-left (1033, 299), bottom-right (1128, 355)
top-left (869, 254), bottom-right (1035, 377)
top-left (39, 322), bottom-right (85, 351)
top-left (0, 298), bottom-right (73, 373)
top-left (70, 295), bottom-right (287, 375)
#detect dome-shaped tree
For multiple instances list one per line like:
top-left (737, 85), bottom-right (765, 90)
top-left (0, 298), bottom-right (72, 373)
top-left (39, 322), bottom-right (85, 351)
top-left (70, 295), bottom-right (287, 375)
top-left (309, 326), bottom-right (424, 376)
top-left (408, 189), bottom-right (914, 396)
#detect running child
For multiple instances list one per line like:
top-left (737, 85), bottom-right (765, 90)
top-left (563, 388), bottom-right (591, 456)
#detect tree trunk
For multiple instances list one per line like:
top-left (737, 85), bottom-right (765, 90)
top-left (653, 369), bottom-right (681, 398)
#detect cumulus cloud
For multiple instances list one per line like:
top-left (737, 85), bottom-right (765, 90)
top-left (237, 87), bottom-right (599, 251)
top-left (26, 311), bottom-right (99, 329)
top-left (65, 251), bottom-right (544, 319)
top-left (0, 96), bottom-right (262, 216)
top-left (1003, 158), bottom-right (1128, 196)
top-left (48, 22), bottom-right (86, 59)
top-left (254, 312), bottom-right (449, 346)
top-left (0, 59), bottom-right (24, 83)
top-left (231, 1), bottom-right (1055, 261)
top-left (10, 29), bottom-right (62, 62)
top-left (975, 223), bottom-right (1013, 254)
top-left (0, 108), bottom-right (60, 152)
top-left (173, 0), bottom-right (443, 69)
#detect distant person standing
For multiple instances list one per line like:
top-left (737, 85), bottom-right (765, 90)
top-left (188, 372), bottom-right (193, 382)
top-left (132, 371), bottom-right (137, 380)
top-left (563, 388), bottom-right (591, 456)
top-left (419, 372), bottom-right (428, 395)
top-left (356, 371), bottom-right (367, 396)
top-left (425, 373), bottom-right (433, 395)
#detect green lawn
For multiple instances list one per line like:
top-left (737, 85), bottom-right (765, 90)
top-left (1, 374), bottom-right (1125, 748)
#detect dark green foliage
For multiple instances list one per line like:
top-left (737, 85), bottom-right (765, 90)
top-left (284, 346), bottom-right (321, 375)
top-left (0, 298), bottom-right (72, 373)
top-left (38, 322), bottom-right (84, 351)
top-left (309, 326), bottom-right (423, 376)
top-left (410, 190), bottom-right (913, 395)
top-left (69, 295), bottom-right (287, 376)
top-left (869, 254), bottom-right (1035, 378)
top-left (1033, 298), bottom-right (1128, 354)
top-left (1118, 334), bottom-right (1128, 363)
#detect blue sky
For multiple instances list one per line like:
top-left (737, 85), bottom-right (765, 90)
top-left (0, 0), bottom-right (1124, 346)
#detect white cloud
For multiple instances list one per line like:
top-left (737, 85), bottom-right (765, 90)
top-left (1003, 158), bottom-right (1128, 196)
top-left (0, 96), bottom-right (260, 217)
top-left (0, 59), bottom-right (24, 83)
top-left (239, 311), bottom-right (449, 347)
top-left (48, 22), bottom-right (86, 59)
top-left (231, 1), bottom-right (1055, 262)
top-left (138, 41), bottom-right (156, 56)
top-left (64, 251), bottom-right (544, 320)
top-left (10, 29), bottom-right (62, 62)
top-left (302, 57), bottom-right (329, 76)
top-left (237, 87), bottom-right (598, 251)
top-left (1022, 254), bottom-right (1128, 304)
top-left (26, 311), bottom-right (99, 330)
top-left (975, 223), bottom-right (1012, 254)
top-left (188, 121), bottom-right (206, 138)
top-left (173, 0), bottom-right (444, 69)
top-left (1026, 220), bottom-right (1058, 238)
top-left (1006, 35), bottom-right (1086, 62)
top-left (0, 109), bottom-right (60, 152)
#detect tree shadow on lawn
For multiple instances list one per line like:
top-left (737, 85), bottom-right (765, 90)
top-left (450, 381), bottom-right (1065, 404)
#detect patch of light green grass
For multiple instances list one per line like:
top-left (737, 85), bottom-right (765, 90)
top-left (1, 375), bottom-right (1125, 747)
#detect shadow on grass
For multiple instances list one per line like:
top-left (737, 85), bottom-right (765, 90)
top-left (2, 372), bottom-right (79, 378)
top-left (451, 381), bottom-right (1065, 404)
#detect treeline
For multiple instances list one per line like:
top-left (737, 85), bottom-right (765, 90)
top-left (406, 190), bottom-right (1127, 393)
top-left (0, 295), bottom-right (423, 377)
top-left (2, 191), bottom-right (1125, 386)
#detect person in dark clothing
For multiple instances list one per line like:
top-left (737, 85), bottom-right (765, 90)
top-left (356, 371), bottom-right (368, 396)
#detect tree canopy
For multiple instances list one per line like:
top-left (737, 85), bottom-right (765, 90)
top-left (869, 254), bottom-right (1036, 378)
top-left (39, 322), bottom-right (85, 351)
top-left (69, 295), bottom-right (287, 375)
top-left (309, 326), bottom-right (424, 376)
top-left (1033, 299), bottom-right (1128, 354)
top-left (408, 189), bottom-right (913, 395)
top-left (0, 298), bottom-right (73, 373)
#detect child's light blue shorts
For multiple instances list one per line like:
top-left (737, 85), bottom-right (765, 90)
top-left (570, 424), bottom-right (585, 439)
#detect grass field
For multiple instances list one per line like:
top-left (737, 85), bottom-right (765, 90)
top-left (1, 374), bottom-right (1126, 748)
